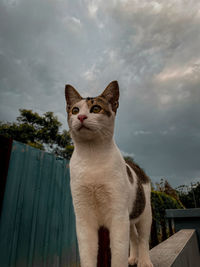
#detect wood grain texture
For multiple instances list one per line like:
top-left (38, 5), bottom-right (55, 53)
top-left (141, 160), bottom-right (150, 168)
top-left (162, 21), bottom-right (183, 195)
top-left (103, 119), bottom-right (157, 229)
top-left (0, 141), bottom-right (80, 267)
top-left (150, 229), bottom-right (200, 267)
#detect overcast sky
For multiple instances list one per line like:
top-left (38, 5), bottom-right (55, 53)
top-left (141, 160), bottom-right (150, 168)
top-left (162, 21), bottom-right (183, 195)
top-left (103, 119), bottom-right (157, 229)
top-left (0, 0), bottom-right (200, 187)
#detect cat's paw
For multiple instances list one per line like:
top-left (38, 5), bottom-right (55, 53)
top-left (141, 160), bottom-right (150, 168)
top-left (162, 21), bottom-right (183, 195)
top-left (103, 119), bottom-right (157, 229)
top-left (137, 258), bottom-right (153, 267)
top-left (128, 256), bottom-right (138, 266)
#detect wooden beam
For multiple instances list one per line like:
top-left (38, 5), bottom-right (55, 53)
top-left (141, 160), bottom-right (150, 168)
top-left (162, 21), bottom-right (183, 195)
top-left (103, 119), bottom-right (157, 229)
top-left (150, 229), bottom-right (200, 267)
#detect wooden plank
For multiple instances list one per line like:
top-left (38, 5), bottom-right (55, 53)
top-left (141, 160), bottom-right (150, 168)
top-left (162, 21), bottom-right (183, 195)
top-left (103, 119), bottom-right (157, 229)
top-left (0, 141), bottom-right (79, 267)
top-left (150, 229), bottom-right (200, 267)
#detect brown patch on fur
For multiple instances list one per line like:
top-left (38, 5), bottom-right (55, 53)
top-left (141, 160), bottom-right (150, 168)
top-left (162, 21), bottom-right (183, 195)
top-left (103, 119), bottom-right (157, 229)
top-left (126, 165), bottom-right (134, 184)
top-left (129, 178), bottom-right (146, 220)
top-left (125, 159), bottom-right (150, 184)
top-left (86, 96), bottom-right (112, 117)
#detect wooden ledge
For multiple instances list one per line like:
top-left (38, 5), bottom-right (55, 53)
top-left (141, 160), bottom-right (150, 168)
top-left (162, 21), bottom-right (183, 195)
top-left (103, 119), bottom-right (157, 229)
top-left (150, 229), bottom-right (200, 267)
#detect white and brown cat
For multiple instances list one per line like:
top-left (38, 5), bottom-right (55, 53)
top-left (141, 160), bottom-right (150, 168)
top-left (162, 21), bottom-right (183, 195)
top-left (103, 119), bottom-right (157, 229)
top-left (65, 81), bottom-right (153, 267)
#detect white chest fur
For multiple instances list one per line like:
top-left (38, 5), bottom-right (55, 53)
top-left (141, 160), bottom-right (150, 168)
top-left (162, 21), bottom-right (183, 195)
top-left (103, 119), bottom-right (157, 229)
top-left (69, 140), bottom-right (132, 227)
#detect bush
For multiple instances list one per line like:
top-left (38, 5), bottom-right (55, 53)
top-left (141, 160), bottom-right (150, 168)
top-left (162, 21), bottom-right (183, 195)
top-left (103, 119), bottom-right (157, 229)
top-left (150, 190), bottom-right (184, 247)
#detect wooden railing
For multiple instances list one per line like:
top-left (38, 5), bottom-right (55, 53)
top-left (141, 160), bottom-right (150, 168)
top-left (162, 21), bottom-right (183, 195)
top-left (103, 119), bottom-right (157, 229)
top-left (150, 229), bottom-right (200, 267)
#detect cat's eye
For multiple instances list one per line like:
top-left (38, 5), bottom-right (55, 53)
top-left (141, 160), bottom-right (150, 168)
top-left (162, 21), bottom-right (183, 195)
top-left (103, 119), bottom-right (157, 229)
top-left (72, 107), bottom-right (79, 115)
top-left (91, 105), bottom-right (102, 113)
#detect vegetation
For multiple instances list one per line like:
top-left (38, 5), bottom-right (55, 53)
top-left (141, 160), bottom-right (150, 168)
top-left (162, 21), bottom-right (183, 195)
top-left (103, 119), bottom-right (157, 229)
top-left (150, 178), bottom-right (200, 247)
top-left (177, 182), bottom-right (200, 208)
top-left (150, 190), bottom-right (184, 246)
top-left (154, 178), bottom-right (180, 202)
top-left (0, 109), bottom-right (73, 159)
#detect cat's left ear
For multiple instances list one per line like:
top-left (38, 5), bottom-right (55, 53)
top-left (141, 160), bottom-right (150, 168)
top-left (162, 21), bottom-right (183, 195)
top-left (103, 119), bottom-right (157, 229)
top-left (101, 81), bottom-right (119, 113)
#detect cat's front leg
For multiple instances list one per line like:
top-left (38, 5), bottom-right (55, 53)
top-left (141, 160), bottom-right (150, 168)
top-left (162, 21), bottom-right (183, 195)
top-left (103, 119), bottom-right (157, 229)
top-left (129, 222), bottom-right (139, 266)
top-left (136, 208), bottom-right (153, 267)
top-left (109, 214), bottom-right (130, 267)
top-left (75, 217), bottom-right (98, 267)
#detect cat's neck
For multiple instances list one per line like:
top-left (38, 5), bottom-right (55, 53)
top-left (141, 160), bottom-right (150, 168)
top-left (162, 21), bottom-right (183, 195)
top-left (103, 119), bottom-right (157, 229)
top-left (72, 137), bottom-right (116, 159)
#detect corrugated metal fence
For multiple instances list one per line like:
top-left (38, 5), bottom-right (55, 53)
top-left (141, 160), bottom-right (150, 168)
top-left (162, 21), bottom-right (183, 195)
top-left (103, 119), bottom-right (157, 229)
top-left (0, 140), bottom-right (80, 267)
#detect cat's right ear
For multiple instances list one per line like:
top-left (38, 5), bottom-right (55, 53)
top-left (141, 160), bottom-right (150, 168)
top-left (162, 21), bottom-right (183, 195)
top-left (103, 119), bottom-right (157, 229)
top-left (65, 84), bottom-right (82, 111)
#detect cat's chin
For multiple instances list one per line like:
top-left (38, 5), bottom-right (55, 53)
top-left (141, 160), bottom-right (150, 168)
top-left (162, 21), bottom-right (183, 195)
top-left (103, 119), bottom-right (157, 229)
top-left (71, 127), bottom-right (96, 141)
top-left (78, 125), bottom-right (91, 131)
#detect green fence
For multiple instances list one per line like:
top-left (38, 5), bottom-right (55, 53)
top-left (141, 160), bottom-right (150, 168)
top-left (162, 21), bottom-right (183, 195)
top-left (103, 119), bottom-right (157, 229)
top-left (0, 140), bottom-right (80, 267)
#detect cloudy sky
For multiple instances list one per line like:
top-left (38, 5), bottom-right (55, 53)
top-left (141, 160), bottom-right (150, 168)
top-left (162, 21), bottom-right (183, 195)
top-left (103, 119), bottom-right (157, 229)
top-left (0, 0), bottom-right (200, 187)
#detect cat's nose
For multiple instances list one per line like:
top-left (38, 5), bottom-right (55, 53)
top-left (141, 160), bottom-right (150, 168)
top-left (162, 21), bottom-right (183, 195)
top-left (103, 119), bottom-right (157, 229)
top-left (78, 115), bottom-right (88, 123)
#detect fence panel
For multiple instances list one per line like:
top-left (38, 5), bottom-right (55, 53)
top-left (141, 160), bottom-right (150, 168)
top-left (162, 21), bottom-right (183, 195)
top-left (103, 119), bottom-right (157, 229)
top-left (0, 141), bottom-right (79, 267)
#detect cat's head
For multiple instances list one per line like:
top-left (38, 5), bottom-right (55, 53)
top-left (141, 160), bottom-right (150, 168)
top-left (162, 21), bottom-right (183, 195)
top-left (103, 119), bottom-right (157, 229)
top-left (65, 81), bottom-right (119, 142)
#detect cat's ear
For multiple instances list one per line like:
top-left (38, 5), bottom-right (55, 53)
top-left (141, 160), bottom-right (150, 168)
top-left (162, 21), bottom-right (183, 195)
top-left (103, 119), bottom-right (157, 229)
top-left (101, 81), bottom-right (119, 113)
top-left (65, 84), bottom-right (82, 111)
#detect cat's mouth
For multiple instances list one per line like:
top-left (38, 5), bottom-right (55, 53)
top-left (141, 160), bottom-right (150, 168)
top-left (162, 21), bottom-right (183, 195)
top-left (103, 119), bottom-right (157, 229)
top-left (78, 125), bottom-right (91, 131)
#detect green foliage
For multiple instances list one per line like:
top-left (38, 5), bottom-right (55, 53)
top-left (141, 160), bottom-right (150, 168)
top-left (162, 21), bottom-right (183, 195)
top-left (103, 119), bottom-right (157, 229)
top-left (0, 109), bottom-right (73, 159)
top-left (151, 178), bottom-right (185, 245)
top-left (150, 190), bottom-right (184, 245)
top-left (27, 141), bottom-right (44, 150)
top-left (151, 190), bottom-right (184, 222)
top-left (177, 182), bottom-right (200, 208)
top-left (0, 121), bottom-right (36, 143)
top-left (155, 178), bottom-right (181, 203)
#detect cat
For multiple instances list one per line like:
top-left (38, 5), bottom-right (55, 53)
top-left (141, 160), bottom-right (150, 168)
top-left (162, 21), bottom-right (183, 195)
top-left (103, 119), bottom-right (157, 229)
top-left (65, 81), bottom-right (153, 267)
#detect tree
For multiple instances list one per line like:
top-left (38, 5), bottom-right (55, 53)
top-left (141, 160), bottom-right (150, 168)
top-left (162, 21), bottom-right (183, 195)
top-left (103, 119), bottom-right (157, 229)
top-left (177, 182), bottom-right (200, 208)
top-left (155, 178), bottom-right (180, 202)
top-left (0, 109), bottom-right (73, 159)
